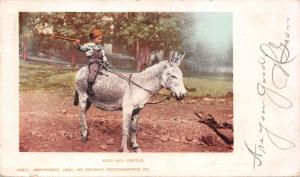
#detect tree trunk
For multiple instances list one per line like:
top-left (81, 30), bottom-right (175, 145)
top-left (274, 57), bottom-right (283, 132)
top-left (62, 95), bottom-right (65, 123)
top-left (71, 50), bottom-right (76, 67)
top-left (136, 40), bottom-right (140, 70)
top-left (22, 34), bottom-right (29, 61)
top-left (136, 41), bottom-right (151, 72)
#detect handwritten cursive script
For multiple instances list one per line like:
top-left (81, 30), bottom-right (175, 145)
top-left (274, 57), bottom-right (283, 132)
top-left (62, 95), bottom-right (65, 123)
top-left (244, 18), bottom-right (296, 169)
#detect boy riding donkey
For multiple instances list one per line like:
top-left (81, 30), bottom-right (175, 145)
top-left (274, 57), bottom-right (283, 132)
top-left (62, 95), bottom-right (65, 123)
top-left (74, 28), bottom-right (108, 96)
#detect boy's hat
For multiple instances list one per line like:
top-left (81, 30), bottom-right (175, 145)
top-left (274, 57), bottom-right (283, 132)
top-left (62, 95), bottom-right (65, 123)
top-left (89, 28), bottom-right (103, 39)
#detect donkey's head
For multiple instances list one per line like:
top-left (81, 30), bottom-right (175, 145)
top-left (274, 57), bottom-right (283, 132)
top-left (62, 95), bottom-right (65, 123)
top-left (161, 51), bottom-right (187, 100)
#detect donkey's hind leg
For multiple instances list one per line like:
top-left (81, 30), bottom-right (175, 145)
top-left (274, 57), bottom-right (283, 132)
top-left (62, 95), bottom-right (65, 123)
top-left (78, 92), bottom-right (91, 142)
top-left (120, 105), bottom-right (134, 153)
top-left (130, 108), bottom-right (142, 152)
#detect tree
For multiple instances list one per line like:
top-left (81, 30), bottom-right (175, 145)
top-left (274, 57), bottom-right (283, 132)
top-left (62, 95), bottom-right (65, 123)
top-left (110, 12), bottom-right (189, 71)
top-left (19, 12), bottom-right (114, 62)
top-left (19, 12), bottom-right (192, 71)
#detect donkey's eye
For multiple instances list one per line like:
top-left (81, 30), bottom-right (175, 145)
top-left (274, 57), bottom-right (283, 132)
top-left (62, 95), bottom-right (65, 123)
top-left (171, 75), bottom-right (178, 79)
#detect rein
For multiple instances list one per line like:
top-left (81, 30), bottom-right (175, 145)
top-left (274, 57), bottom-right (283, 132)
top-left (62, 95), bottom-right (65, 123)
top-left (101, 62), bottom-right (172, 105)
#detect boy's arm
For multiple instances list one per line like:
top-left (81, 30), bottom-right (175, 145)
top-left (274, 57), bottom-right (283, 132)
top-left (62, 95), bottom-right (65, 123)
top-left (74, 39), bottom-right (90, 52)
top-left (101, 49), bottom-right (107, 61)
top-left (77, 43), bottom-right (90, 52)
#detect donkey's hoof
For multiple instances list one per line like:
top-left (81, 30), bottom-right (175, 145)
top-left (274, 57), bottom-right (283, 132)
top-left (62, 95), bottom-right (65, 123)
top-left (118, 147), bottom-right (129, 153)
top-left (80, 129), bottom-right (89, 142)
top-left (134, 148), bottom-right (142, 153)
top-left (132, 144), bottom-right (142, 153)
top-left (81, 136), bottom-right (88, 142)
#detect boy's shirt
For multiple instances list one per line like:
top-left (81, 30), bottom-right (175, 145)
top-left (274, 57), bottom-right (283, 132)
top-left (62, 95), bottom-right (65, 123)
top-left (77, 42), bottom-right (107, 61)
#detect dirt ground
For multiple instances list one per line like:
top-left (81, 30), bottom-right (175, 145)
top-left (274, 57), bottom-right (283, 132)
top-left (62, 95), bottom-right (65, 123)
top-left (19, 90), bottom-right (233, 152)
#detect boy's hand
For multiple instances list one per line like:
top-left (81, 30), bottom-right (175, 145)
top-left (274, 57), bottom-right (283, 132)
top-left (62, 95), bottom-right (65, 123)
top-left (73, 39), bottom-right (81, 45)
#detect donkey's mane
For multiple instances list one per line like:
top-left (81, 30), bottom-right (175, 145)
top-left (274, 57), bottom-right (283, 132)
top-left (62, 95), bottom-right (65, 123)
top-left (138, 60), bottom-right (169, 77)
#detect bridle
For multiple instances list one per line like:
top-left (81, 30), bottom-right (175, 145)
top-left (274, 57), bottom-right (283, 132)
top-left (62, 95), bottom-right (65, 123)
top-left (102, 61), bottom-right (175, 104)
top-left (160, 76), bottom-right (173, 93)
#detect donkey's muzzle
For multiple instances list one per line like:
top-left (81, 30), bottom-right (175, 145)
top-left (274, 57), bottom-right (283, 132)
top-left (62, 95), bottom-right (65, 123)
top-left (175, 93), bottom-right (185, 101)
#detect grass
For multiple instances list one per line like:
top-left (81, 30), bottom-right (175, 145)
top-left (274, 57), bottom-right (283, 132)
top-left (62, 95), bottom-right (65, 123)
top-left (19, 60), bottom-right (77, 95)
top-left (19, 61), bottom-right (233, 98)
top-left (183, 75), bottom-right (232, 98)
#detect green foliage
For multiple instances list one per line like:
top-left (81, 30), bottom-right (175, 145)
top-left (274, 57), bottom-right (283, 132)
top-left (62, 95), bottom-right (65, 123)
top-left (111, 13), bottom-right (186, 51)
top-left (19, 12), bottom-right (233, 73)
top-left (19, 12), bottom-right (193, 55)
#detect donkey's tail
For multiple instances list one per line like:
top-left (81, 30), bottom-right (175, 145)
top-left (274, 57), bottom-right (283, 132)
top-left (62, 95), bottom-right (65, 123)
top-left (73, 89), bottom-right (79, 106)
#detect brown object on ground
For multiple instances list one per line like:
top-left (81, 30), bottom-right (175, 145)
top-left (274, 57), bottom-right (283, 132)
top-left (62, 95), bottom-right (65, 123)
top-left (20, 90), bottom-right (233, 152)
top-left (185, 86), bottom-right (196, 92)
top-left (194, 112), bottom-right (233, 145)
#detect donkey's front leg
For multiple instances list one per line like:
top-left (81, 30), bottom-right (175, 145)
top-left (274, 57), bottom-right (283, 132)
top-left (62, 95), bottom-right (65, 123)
top-left (79, 93), bottom-right (91, 142)
top-left (80, 109), bottom-right (89, 142)
top-left (130, 108), bottom-right (142, 152)
top-left (120, 106), bottom-right (133, 153)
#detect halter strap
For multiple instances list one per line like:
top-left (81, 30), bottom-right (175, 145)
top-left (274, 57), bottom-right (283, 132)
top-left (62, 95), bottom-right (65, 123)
top-left (128, 73), bottom-right (133, 86)
top-left (161, 77), bottom-right (172, 92)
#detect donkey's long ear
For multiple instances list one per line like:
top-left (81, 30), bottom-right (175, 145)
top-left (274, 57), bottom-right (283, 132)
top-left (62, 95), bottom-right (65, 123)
top-left (176, 52), bottom-right (185, 66)
top-left (168, 51), bottom-right (176, 63)
top-left (169, 51), bottom-right (185, 66)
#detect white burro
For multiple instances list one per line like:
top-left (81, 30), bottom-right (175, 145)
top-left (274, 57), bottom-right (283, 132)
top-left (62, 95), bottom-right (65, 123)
top-left (73, 51), bottom-right (187, 152)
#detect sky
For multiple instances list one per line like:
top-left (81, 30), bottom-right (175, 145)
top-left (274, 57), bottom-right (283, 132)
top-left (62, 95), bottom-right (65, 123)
top-left (192, 12), bottom-right (233, 56)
